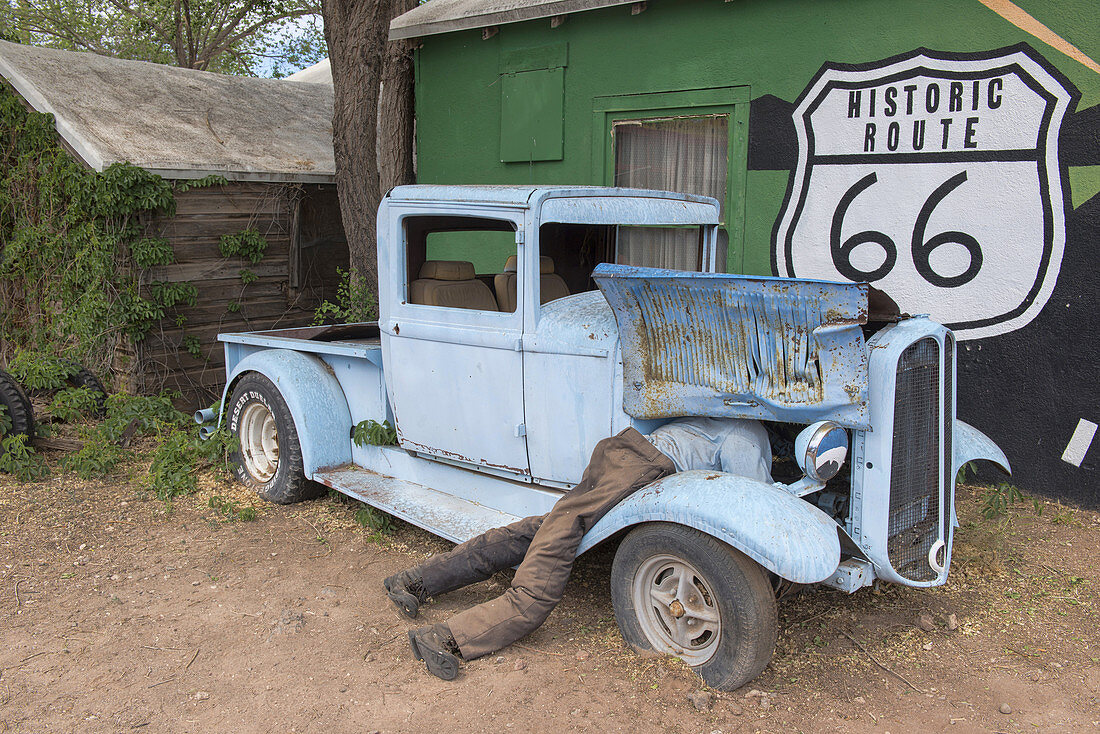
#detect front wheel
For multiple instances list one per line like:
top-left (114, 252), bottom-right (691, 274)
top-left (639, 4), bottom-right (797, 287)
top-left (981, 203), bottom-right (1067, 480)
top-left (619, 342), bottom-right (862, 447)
top-left (227, 372), bottom-right (323, 504)
top-left (610, 523), bottom-right (778, 690)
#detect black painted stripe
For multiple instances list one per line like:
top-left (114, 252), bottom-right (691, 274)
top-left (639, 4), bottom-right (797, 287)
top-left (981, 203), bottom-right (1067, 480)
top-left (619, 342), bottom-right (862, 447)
top-left (810, 149), bottom-right (1040, 165)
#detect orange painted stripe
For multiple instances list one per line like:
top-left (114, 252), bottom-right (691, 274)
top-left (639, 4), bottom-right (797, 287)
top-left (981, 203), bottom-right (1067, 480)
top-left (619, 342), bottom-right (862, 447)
top-left (978, 0), bottom-right (1100, 75)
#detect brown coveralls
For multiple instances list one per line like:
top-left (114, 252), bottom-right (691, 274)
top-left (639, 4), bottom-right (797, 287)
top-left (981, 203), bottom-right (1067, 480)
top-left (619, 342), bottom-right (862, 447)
top-left (410, 427), bottom-right (675, 660)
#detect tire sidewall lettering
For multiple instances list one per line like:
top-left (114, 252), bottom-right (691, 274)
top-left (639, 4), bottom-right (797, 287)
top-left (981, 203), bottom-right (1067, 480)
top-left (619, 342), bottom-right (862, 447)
top-left (229, 382), bottom-right (278, 486)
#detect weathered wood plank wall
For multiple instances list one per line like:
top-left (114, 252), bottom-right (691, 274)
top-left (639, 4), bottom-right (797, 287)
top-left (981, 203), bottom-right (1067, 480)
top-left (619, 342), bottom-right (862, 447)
top-left (130, 182), bottom-right (346, 407)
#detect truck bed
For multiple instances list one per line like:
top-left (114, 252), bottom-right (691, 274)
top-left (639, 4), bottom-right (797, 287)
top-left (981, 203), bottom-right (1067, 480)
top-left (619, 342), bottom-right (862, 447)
top-left (218, 322), bottom-right (382, 365)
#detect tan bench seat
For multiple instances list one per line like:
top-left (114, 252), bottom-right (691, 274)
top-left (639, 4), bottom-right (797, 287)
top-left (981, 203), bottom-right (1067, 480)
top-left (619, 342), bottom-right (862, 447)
top-left (410, 260), bottom-right (499, 311)
top-left (494, 255), bottom-right (569, 313)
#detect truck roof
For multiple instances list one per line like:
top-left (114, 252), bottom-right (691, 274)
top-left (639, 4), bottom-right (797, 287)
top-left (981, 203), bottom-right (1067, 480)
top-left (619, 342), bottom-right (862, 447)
top-left (387, 184), bottom-right (718, 208)
top-left (386, 185), bottom-right (721, 225)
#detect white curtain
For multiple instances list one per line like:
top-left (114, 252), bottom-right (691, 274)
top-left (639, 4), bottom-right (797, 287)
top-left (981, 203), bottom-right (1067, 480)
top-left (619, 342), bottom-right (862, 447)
top-left (613, 115), bottom-right (729, 271)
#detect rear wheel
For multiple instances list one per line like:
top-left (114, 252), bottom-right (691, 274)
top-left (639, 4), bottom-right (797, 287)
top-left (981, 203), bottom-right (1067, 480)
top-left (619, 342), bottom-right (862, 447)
top-left (610, 523), bottom-right (777, 690)
top-left (227, 373), bottom-right (322, 504)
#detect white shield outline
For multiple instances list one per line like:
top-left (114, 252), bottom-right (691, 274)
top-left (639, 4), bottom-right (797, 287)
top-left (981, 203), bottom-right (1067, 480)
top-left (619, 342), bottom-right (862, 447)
top-left (772, 45), bottom-right (1078, 340)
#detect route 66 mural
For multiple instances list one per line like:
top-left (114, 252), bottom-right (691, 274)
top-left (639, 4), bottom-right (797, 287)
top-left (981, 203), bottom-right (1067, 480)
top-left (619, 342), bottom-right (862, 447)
top-left (773, 45), bottom-right (1077, 340)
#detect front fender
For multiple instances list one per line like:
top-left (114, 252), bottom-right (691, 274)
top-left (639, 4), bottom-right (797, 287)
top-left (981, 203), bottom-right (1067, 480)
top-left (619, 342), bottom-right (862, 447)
top-left (576, 470), bottom-right (842, 584)
top-left (219, 349), bottom-right (353, 476)
top-left (955, 420), bottom-right (1011, 478)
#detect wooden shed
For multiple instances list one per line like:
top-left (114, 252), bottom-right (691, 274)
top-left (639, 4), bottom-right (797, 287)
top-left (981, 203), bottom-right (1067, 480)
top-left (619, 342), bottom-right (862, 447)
top-left (0, 41), bottom-right (348, 407)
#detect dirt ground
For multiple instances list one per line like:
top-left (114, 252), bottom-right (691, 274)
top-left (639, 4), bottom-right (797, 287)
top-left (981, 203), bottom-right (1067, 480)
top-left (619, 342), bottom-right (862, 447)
top-left (0, 462), bottom-right (1097, 734)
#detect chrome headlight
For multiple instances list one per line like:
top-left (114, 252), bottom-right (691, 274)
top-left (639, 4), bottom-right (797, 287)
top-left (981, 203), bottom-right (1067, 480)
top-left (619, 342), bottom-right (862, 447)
top-left (795, 421), bottom-right (849, 481)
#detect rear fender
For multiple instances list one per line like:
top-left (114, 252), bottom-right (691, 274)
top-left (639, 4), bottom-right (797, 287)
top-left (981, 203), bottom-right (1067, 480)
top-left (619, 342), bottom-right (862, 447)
top-left (576, 470), bottom-right (842, 584)
top-left (220, 349), bottom-right (353, 476)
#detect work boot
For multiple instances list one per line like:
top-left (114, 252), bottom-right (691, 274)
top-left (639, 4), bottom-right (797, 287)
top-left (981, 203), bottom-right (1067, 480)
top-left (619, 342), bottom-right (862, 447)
top-left (408, 624), bottom-right (462, 681)
top-left (384, 569), bottom-right (426, 619)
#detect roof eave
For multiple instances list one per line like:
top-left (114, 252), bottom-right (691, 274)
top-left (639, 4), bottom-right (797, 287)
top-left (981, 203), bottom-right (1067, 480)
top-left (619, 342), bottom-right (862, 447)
top-left (389, 0), bottom-right (637, 41)
top-left (145, 167), bottom-right (336, 184)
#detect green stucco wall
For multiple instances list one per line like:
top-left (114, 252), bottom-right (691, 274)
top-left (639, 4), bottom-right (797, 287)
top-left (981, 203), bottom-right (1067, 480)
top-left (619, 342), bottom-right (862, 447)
top-left (412, 0), bottom-right (1099, 276)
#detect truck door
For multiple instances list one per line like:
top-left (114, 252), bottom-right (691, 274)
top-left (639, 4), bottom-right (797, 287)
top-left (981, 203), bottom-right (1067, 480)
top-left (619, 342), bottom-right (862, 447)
top-left (380, 211), bottom-right (530, 477)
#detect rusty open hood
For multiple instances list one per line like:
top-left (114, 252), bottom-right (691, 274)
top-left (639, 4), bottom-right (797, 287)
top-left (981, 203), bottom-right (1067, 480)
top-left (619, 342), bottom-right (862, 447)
top-left (593, 264), bottom-right (871, 429)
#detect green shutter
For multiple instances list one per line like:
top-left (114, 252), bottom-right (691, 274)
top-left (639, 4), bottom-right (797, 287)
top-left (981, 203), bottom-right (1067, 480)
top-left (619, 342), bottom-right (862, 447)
top-left (500, 67), bottom-right (565, 163)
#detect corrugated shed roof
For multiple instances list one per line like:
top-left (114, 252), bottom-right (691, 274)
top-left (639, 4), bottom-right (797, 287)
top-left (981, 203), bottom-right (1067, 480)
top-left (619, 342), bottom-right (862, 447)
top-left (0, 41), bottom-right (335, 183)
top-left (390, 0), bottom-right (638, 40)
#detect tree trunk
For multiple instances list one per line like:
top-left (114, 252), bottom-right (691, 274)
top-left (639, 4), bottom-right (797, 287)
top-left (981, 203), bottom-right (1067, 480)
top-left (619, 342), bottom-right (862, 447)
top-left (379, 0), bottom-right (417, 193)
top-left (320, 0), bottom-right (391, 307)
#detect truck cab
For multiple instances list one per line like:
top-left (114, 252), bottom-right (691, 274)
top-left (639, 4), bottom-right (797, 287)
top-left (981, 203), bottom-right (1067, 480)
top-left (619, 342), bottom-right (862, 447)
top-left (378, 185), bottom-right (724, 485)
top-left (213, 185), bottom-right (1010, 690)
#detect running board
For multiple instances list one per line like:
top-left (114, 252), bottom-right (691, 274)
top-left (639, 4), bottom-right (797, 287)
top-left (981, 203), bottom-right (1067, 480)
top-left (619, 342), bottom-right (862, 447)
top-left (313, 465), bottom-right (522, 545)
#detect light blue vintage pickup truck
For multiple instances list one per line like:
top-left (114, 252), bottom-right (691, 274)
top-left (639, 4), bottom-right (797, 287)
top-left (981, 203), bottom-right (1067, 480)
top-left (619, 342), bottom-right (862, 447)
top-left (207, 185), bottom-right (1009, 689)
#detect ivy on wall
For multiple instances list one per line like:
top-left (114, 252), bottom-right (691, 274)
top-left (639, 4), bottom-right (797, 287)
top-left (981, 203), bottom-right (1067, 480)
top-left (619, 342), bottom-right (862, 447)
top-left (0, 85), bottom-right (195, 380)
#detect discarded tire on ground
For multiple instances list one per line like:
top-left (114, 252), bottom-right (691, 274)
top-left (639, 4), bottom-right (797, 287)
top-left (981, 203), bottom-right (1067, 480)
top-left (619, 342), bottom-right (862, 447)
top-left (63, 363), bottom-right (108, 416)
top-left (227, 372), bottom-right (323, 504)
top-left (0, 368), bottom-right (35, 449)
top-left (610, 522), bottom-right (778, 691)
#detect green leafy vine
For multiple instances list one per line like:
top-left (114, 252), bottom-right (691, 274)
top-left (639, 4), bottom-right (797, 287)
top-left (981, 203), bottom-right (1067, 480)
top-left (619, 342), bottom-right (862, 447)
top-left (0, 84), bottom-right (192, 375)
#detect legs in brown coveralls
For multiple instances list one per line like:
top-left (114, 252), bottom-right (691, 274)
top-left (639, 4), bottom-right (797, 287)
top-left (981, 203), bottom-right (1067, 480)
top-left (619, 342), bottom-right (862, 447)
top-left (392, 428), bottom-right (674, 677)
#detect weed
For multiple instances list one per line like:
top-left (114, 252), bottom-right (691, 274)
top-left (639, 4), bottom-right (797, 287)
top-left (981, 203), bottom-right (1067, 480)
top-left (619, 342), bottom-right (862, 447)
top-left (1051, 510), bottom-right (1076, 526)
top-left (955, 461), bottom-right (978, 486)
top-left (0, 404), bottom-right (10, 435)
top-left (48, 387), bottom-right (100, 422)
top-left (147, 426), bottom-right (200, 500)
top-left (208, 495), bottom-right (257, 522)
top-left (354, 505), bottom-right (395, 535)
top-left (0, 433), bottom-right (49, 481)
top-left (351, 419), bottom-right (397, 447)
top-left (100, 393), bottom-right (188, 442)
top-left (61, 428), bottom-right (127, 478)
top-left (193, 426), bottom-right (240, 476)
top-left (148, 424), bottom-right (239, 502)
top-left (8, 349), bottom-right (74, 391)
top-left (980, 483), bottom-right (1028, 519)
top-left (311, 267), bottom-right (377, 325)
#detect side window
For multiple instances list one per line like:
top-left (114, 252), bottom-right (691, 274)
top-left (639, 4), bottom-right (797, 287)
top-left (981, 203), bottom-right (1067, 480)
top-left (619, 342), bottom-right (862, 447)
top-left (613, 115), bottom-right (729, 272)
top-left (594, 87), bottom-right (749, 273)
top-left (404, 216), bottom-right (518, 313)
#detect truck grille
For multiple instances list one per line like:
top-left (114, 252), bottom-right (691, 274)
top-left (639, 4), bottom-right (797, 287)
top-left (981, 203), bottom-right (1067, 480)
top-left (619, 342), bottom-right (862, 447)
top-left (887, 338), bottom-right (941, 582)
top-left (943, 334), bottom-right (954, 556)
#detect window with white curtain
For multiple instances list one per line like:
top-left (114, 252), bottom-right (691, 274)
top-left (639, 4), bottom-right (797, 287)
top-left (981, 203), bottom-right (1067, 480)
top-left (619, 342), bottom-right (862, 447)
top-left (613, 115), bottom-right (729, 272)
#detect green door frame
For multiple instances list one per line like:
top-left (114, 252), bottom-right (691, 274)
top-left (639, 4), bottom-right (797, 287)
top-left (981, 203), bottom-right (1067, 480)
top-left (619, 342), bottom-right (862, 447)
top-left (591, 86), bottom-right (750, 273)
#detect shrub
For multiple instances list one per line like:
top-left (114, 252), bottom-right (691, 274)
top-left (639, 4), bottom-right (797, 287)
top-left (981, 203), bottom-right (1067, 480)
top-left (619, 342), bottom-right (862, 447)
top-left (48, 387), bottom-right (100, 422)
top-left (0, 433), bottom-right (49, 481)
top-left (61, 428), bottom-right (127, 479)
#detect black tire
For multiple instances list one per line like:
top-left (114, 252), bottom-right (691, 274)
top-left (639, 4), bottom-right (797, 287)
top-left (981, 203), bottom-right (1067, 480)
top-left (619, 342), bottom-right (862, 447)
top-left (0, 368), bottom-right (35, 446)
top-left (64, 364), bottom-right (108, 417)
top-left (610, 522), bottom-right (778, 691)
top-left (226, 372), bottom-right (322, 504)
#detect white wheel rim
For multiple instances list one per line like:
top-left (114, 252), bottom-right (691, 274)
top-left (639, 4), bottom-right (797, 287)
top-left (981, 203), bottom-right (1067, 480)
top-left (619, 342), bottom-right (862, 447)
top-left (240, 402), bottom-right (279, 483)
top-left (632, 554), bottom-right (722, 665)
